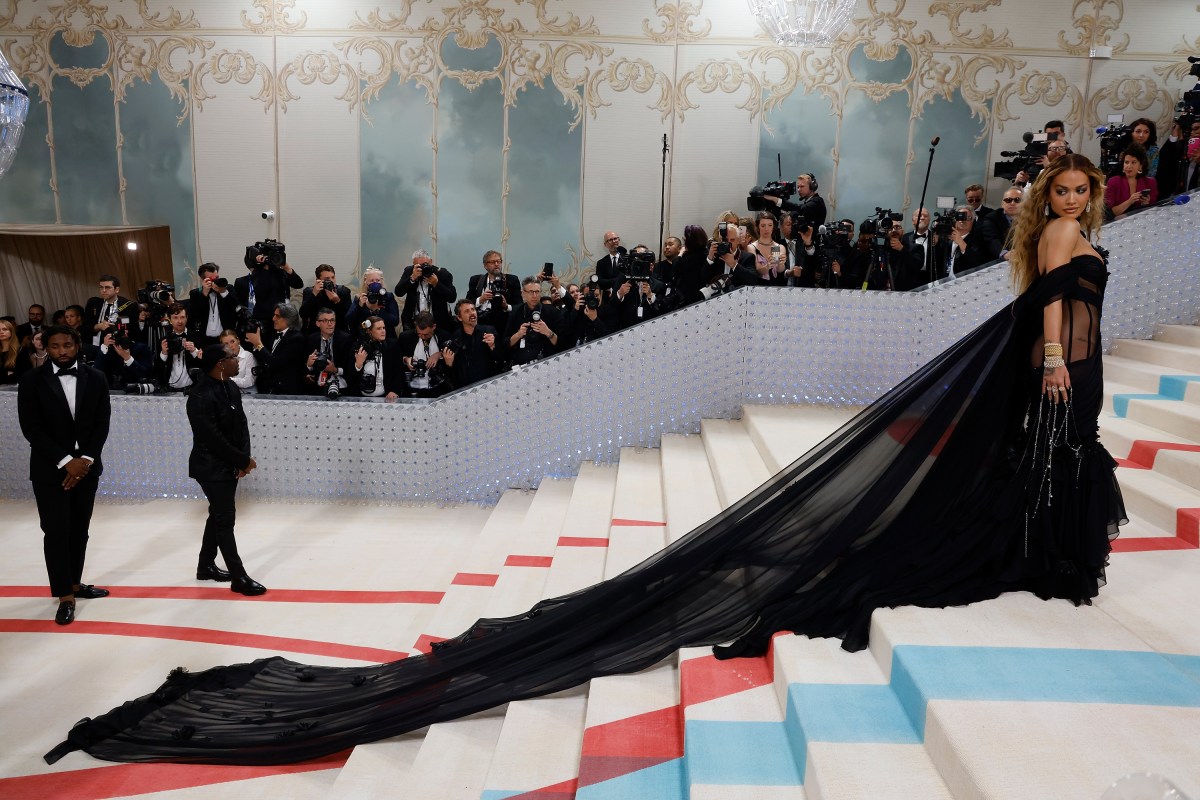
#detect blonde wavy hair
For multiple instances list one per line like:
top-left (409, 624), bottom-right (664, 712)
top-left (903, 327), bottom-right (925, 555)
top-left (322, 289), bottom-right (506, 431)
top-left (1009, 153), bottom-right (1106, 293)
top-left (0, 319), bottom-right (17, 369)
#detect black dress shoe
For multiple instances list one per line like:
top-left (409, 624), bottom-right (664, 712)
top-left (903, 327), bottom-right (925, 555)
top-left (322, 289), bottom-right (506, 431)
top-left (196, 564), bottom-right (233, 582)
top-left (230, 575), bottom-right (267, 596)
top-left (55, 601), bottom-right (76, 625)
top-left (73, 585), bottom-right (109, 599)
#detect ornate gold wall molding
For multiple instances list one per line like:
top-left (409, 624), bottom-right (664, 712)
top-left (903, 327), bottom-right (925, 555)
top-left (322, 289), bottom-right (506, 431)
top-left (929, 0), bottom-right (1012, 48)
top-left (993, 70), bottom-right (1084, 134)
top-left (241, 0), bottom-right (307, 34)
top-left (642, 1), bottom-right (711, 44)
top-left (1058, 0), bottom-right (1128, 56)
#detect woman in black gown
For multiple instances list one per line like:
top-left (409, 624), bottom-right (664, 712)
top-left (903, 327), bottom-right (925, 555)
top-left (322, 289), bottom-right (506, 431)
top-left (46, 155), bottom-right (1125, 766)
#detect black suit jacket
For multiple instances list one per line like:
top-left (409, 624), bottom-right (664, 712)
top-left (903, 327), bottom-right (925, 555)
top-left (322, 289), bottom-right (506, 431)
top-left (15, 322), bottom-right (42, 342)
top-left (233, 266), bottom-right (304, 323)
top-left (298, 284), bottom-right (353, 334)
top-left (781, 193), bottom-right (828, 226)
top-left (253, 328), bottom-right (309, 395)
top-left (594, 248), bottom-right (627, 293)
top-left (187, 287), bottom-right (241, 342)
top-left (896, 231), bottom-right (937, 291)
top-left (395, 265), bottom-right (456, 330)
top-left (466, 273), bottom-right (520, 331)
top-left (350, 338), bottom-right (405, 397)
top-left (187, 373), bottom-right (252, 481)
top-left (84, 296), bottom-right (141, 343)
top-left (939, 232), bottom-right (991, 278)
top-left (506, 303), bottom-right (561, 365)
top-left (17, 361), bottom-right (111, 485)
top-left (446, 325), bottom-right (501, 388)
top-left (977, 210), bottom-right (1014, 262)
top-left (305, 330), bottom-right (355, 393)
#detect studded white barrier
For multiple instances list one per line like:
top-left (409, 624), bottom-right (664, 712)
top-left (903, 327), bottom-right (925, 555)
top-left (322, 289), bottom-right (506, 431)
top-left (2, 196), bottom-right (1197, 504)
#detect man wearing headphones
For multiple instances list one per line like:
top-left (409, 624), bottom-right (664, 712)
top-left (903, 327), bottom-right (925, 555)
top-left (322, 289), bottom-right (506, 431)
top-left (781, 172), bottom-right (828, 228)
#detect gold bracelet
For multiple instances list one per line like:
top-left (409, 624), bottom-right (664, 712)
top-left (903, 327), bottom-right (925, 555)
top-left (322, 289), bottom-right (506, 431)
top-left (1043, 342), bottom-right (1063, 358)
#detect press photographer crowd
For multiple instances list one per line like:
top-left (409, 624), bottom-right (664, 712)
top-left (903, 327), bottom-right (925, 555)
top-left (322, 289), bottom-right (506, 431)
top-left (4, 90), bottom-right (1199, 400)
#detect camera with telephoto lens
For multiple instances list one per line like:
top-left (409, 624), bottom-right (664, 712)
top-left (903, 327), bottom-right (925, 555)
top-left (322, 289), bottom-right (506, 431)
top-left (137, 280), bottom-right (175, 311)
top-left (581, 275), bottom-right (602, 309)
top-left (244, 239), bottom-right (286, 270)
top-left (213, 277), bottom-right (229, 290)
top-left (746, 181), bottom-right (796, 212)
top-left (414, 264), bottom-right (438, 282)
top-left (165, 332), bottom-right (187, 357)
top-left (123, 380), bottom-right (158, 395)
top-left (932, 209), bottom-right (970, 238)
top-left (310, 356), bottom-right (328, 377)
top-left (865, 208), bottom-right (904, 247)
top-left (619, 251), bottom-right (654, 285)
top-left (1097, 123), bottom-right (1134, 175)
top-left (367, 281), bottom-right (387, 305)
top-left (993, 130), bottom-right (1058, 182)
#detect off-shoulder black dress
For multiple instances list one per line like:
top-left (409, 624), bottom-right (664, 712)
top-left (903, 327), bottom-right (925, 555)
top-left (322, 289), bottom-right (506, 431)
top-left (47, 255), bottom-right (1125, 765)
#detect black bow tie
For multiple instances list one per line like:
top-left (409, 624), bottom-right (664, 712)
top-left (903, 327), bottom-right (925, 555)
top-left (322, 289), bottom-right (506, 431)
top-left (55, 366), bottom-right (78, 378)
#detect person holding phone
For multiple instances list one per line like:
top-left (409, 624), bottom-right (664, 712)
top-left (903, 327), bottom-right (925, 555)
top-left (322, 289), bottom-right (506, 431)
top-left (1104, 144), bottom-right (1158, 217)
top-left (747, 211), bottom-right (787, 285)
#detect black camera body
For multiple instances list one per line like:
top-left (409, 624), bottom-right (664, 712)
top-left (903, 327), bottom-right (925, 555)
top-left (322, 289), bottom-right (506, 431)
top-left (311, 356), bottom-right (329, 377)
top-left (746, 180), bottom-right (796, 212)
top-left (137, 280), bottom-right (175, 308)
top-left (244, 239), bottom-right (286, 270)
top-left (165, 332), bottom-right (187, 357)
top-left (620, 251), bottom-right (655, 284)
top-left (366, 281), bottom-right (388, 305)
top-left (322, 279), bottom-right (337, 292)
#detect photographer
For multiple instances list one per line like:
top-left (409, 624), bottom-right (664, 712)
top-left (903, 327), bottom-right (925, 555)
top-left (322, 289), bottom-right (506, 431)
top-left (780, 173), bottom-right (828, 227)
top-left (299, 264), bottom-right (351, 334)
top-left (396, 250), bottom-right (456, 331)
top-left (611, 249), bottom-right (664, 330)
top-left (507, 277), bottom-right (562, 366)
top-left (156, 303), bottom-right (202, 393)
top-left (443, 299), bottom-right (501, 389)
top-left (188, 263), bottom-right (240, 347)
top-left (964, 184), bottom-right (993, 219)
top-left (345, 268), bottom-right (400, 339)
top-left (467, 250), bottom-right (520, 330)
top-left (1154, 118), bottom-right (1200, 195)
top-left (84, 275), bottom-right (140, 348)
top-left (305, 308), bottom-right (354, 399)
top-left (897, 208), bottom-right (936, 290)
top-left (703, 221), bottom-right (757, 293)
top-left (235, 247), bottom-right (303, 324)
top-left (978, 187), bottom-right (1023, 261)
top-left (218, 330), bottom-right (257, 394)
top-left (245, 302), bottom-right (307, 395)
top-left (1014, 121), bottom-right (1070, 187)
top-left (938, 205), bottom-right (989, 279)
top-left (847, 221), bottom-right (887, 290)
top-left (820, 219), bottom-right (858, 289)
top-left (675, 225), bottom-right (713, 306)
top-left (352, 317), bottom-right (402, 400)
top-left (96, 331), bottom-right (154, 390)
top-left (398, 310), bottom-right (450, 396)
top-left (563, 275), bottom-right (615, 347)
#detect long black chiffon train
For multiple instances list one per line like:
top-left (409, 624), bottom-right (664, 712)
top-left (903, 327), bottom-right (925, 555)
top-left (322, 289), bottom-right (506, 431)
top-left (46, 256), bottom-right (1125, 765)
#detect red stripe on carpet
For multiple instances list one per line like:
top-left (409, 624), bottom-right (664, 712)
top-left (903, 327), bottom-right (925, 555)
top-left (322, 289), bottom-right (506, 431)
top-left (452, 572), bottom-right (499, 587)
top-left (610, 518), bottom-right (667, 527)
top-left (1114, 457), bottom-right (1145, 470)
top-left (680, 652), bottom-right (774, 708)
top-left (0, 620), bottom-right (406, 663)
top-left (1125, 440), bottom-right (1200, 470)
top-left (0, 750), bottom-right (348, 800)
top-left (578, 755), bottom-right (674, 788)
top-left (557, 536), bottom-right (609, 547)
top-left (1110, 508), bottom-right (1200, 553)
top-left (0, 585), bottom-right (443, 604)
top-left (1179, 508), bottom-right (1200, 547)
top-left (413, 634), bottom-right (447, 654)
top-left (580, 706), bottom-right (683, 760)
top-left (505, 555), bottom-right (554, 568)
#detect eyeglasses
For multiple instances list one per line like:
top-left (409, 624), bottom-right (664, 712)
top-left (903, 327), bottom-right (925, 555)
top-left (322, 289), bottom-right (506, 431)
top-left (1048, 146), bottom-right (1067, 153)
top-left (484, 259), bottom-right (502, 265)
top-left (604, 236), bottom-right (620, 243)
top-left (1002, 197), bottom-right (1022, 204)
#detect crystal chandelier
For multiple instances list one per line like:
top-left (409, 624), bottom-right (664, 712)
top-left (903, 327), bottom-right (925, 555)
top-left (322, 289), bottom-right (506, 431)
top-left (747, 0), bottom-right (857, 47)
top-left (0, 46), bottom-right (29, 180)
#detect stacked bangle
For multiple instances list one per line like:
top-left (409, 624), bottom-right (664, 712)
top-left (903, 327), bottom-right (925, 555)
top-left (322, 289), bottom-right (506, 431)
top-left (1043, 356), bottom-right (1066, 370)
top-left (1043, 342), bottom-right (1063, 358)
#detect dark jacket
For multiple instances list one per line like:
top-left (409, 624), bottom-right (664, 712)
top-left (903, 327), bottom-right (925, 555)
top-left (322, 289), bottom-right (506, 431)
top-left (594, 248), bottom-right (628, 294)
top-left (17, 361), bottom-right (111, 485)
top-left (445, 324), bottom-right (501, 388)
top-left (395, 265), bottom-right (456, 330)
top-left (350, 338), bottom-right (405, 397)
top-left (186, 373), bottom-right (252, 481)
top-left (344, 293), bottom-right (400, 339)
top-left (298, 284), bottom-right (353, 334)
top-left (233, 266), bottom-right (304, 323)
top-left (187, 287), bottom-right (242, 343)
top-left (84, 295), bottom-right (141, 344)
top-left (253, 328), bottom-right (308, 395)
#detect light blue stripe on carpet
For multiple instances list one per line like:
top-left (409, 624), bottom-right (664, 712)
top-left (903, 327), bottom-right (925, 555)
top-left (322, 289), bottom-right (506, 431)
top-left (890, 646), bottom-right (1200, 733)
top-left (575, 758), bottom-right (685, 800)
top-left (1111, 374), bottom-right (1200, 417)
top-left (685, 720), bottom-right (801, 786)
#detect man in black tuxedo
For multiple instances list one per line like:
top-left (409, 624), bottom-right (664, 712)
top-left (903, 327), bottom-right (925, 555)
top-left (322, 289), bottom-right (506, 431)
top-left (395, 250), bottom-right (456, 331)
top-left (187, 347), bottom-right (266, 596)
top-left (507, 278), bottom-right (563, 366)
top-left (594, 231), bottom-right (627, 294)
top-left (443, 300), bottom-right (501, 389)
top-left (244, 302), bottom-right (308, 395)
top-left (96, 332), bottom-right (154, 389)
top-left (298, 264), bottom-right (352, 334)
top-left (155, 304), bottom-right (203, 393)
top-left (84, 274), bottom-right (140, 348)
top-left (188, 263), bottom-right (241, 347)
top-left (397, 310), bottom-right (451, 396)
top-left (17, 325), bottom-right (112, 625)
top-left (233, 256), bottom-right (304, 325)
top-left (16, 304), bottom-right (45, 342)
top-left (964, 183), bottom-right (994, 220)
top-left (780, 173), bottom-right (828, 228)
top-left (466, 250), bottom-right (520, 332)
top-left (304, 307), bottom-right (354, 397)
top-left (895, 208), bottom-right (937, 291)
top-left (978, 187), bottom-right (1023, 262)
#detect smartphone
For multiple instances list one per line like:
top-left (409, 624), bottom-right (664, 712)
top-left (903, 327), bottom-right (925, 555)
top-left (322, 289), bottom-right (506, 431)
top-left (543, 262), bottom-right (554, 276)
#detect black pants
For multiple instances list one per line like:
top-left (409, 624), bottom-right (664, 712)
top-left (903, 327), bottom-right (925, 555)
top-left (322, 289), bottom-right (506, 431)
top-left (196, 480), bottom-right (245, 575)
top-left (33, 472), bottom-right (100, 597)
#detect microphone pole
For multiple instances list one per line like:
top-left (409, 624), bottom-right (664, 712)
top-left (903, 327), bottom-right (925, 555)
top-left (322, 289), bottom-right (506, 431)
top-left (915, 136), bottom-right (940, 281)
top-left (659, 134), bottom-right (669, 259)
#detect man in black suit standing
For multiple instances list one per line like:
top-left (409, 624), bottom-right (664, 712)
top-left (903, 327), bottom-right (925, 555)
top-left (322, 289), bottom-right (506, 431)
top-left (466, 250), bottom-right (520, 333)
top-left (187, 347), bottom-right (267, 595)
top-left (304, 307), bottom-right (354, 398)
top-left (188, 263), bottom-right (241, 347)
top-left (978, 187), bottom-right (1023, 262)
top-left (964, 183), bottom-right (994, 220)
top-left (17, 325), bottom-right (112, 625)
top-left (594, 231), bottom-right (627, 294)
top-left (244, 303), bottom-right (307, 395)
top-left (395, 250), bottom-right (456, 331)
top-left (896, 208), bottom-right (937, 291)
top-left (16, 304), bottom-right (45, 342)
top-left (443, 300), bottom-right (501, 389)
top-left (938, 205), bottom-right (990, 279)
top-left (298, 264), bottom-right (352, 334)
top-left (84, 274), bottom-right (140, 348)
